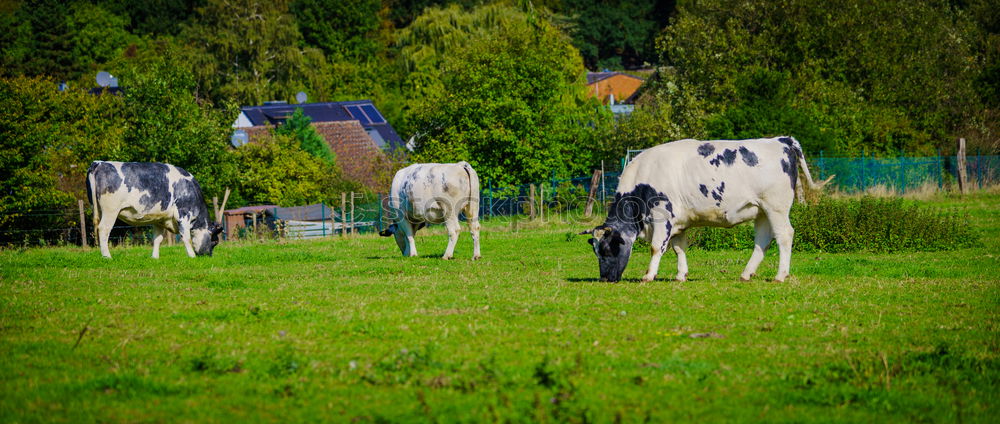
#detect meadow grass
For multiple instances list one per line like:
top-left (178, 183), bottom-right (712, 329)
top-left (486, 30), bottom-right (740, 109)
top-left (1, 193), bottom-right (998, 423)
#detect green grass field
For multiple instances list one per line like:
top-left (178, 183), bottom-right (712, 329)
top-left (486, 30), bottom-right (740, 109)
top-left (1, 193), bottom-right (998, 423)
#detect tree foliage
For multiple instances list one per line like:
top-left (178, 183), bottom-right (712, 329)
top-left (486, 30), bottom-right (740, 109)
top-left (117, 52), bottom-right (238, 199)
top-left (179, 0), bottom-right (330, 106)
top-left (234, 132), bottom-right (358, 207)
top-left (408, 3), bottom-right (608, 187)
top-left (275, 108), bottom-right (336, 165)
top-left (648, 0), bottom-right (989, 155)
top-left (0, 76), bottom-right (125, 241)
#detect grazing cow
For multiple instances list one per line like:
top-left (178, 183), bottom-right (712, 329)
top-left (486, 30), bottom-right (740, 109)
top-left (379, 162), bottom-right (481, 260)
top-left (87, 161), bottom-right (222, 258)
top-left (582, 136), bottom-right (829, 282)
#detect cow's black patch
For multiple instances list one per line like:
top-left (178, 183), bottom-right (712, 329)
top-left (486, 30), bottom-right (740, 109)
top-left (711, 189), bottom-right (722, 203)
top-left (607, 184), bottom-right (671, 235)
top-left (172, 178), bottom-right (210, 229)
top-left (697, 143), bottom-right (715, 157)
top-left (738, 146), bottom-right (758, 166)
top-left (699, 184), bottom-right (708, 197)
top-left (90, 162), bottom-right (122, 195)
top-left (778, 136), bottom-right (794, 146)
top-left (717, 181), bottom-right (725, 193)
top-left (122, 162), bottom-right (172, 210)
top-left (176, 167), bottom-right (192, 177)
top-left (709, 149), bottom-right (738, 167)
top-left (781, 146), bottom-right (799, 191)
top-left (660, 221), bottom-right (673, 253)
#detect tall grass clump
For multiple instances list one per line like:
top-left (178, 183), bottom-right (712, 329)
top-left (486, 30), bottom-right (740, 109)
top-left (688, 196), bottom-right (977, 252)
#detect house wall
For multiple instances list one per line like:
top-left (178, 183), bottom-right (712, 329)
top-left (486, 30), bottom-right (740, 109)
top-left (587, 74), bottom-right (644, 104)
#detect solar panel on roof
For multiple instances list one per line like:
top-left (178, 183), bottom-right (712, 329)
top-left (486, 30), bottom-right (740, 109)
top-left (345, 105), bottom-right (371, 125)
top-left (360, 105), bottom-right (385, 123)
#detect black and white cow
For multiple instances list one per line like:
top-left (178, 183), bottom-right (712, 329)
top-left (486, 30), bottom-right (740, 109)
top-left (86, 161), bottom-right (222, 258)
top-left (379, 162), bottom-right (481, 259)
top-left (582, 136), bottom-right (829, 282)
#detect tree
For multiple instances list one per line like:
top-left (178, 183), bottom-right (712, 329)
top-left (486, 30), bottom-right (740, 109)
top-left (409, 4), bottom-right (608, 187)
top-left (651, 0), bottom-right (985, 155)
top-left (275, 108), bottom-right (336, 165)
top-left (179, 0), bottom-right (330, 106)
top-left (291, 0), bottom-right (382, 60)
top-left (234, 132), bottom-right (360, 206)
top-left (0, 75), bottom-right (126, 243)
top-left (561, 0), bottom-right (674, 70)
top-left (117, 51), bottom-right (238, 200)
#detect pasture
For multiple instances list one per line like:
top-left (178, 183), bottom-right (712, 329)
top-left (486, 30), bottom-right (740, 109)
top-left (1, 193), bottom-right (997, 423)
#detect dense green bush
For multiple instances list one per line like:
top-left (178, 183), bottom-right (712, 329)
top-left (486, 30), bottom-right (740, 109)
top-left (687, 197), bottom-right (978, 252)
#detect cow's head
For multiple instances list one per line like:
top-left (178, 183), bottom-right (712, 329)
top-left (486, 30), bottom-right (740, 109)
top-left (378, 223), bottom-right (397, 237)
top-left (581, 225), bottom-right (635, 282)
top-left (193, 222), bottom-right (223, 256)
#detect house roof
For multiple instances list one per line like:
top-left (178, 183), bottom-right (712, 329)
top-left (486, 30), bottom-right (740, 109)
top-left (236, 100), bottom-right (404, 151)
top-left (586, 72), bottom-right (644, 85)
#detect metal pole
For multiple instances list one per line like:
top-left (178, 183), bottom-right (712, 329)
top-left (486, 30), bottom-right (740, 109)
top-left (377, 193), bottom-right (383, 232)
top-left (78, 199), bottom-right (87, 248)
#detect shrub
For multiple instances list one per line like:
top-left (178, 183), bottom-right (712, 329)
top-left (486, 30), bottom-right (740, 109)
top-left (687, 197), bottom-right (977, 252)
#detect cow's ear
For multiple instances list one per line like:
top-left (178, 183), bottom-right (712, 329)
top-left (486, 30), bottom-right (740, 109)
top-left (588, 238), bottom-right (596, 246)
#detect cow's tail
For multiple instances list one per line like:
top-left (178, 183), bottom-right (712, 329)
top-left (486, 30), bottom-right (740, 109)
top-left (86, 161), bottom-right (100, 240)
top-left (789, 137), bottom-right (834, 202)
top-left (459, 161), bottom-right (479, 218)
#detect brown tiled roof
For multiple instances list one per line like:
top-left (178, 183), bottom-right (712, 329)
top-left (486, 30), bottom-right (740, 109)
top-left (242, 122), bottom-right (389, 191)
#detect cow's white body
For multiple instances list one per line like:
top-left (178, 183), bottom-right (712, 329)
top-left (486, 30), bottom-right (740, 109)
top-left (587, 136), bottom-right (824, 282)
top-left (381, 162), bottom-right (481, 259)
top-left (87, 161), bottom-right (220, 258)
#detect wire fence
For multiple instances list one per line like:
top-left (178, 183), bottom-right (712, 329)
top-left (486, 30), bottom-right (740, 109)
top-left (1, 153), bottom-right (997, 248)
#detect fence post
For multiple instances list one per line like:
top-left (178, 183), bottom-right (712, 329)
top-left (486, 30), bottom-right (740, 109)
top-left (349, 192), bottom-right (356, 235)
top-left (78, 199), bottom-right (88, 248)
top-left (488, 179), bottom-right (494, 218)
top-left (600, 160), bottom-right (606, 203)
top-left (539, 186), bottom-right (545, 222)
top-left (321, 203), bottom-right (326, 237)
top-left (957, 138), bottom-right (968, 195)
top-left (377, 193), bottom-right (383, 232)
top-left (529, 184), bottom-right (536, 219)
top-left (341, 192), bottom-right (347, 236)
top-left (584, 169), bottom-right (601, 217)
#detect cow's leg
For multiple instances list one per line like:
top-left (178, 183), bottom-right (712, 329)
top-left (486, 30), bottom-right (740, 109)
top-left (396, 220), bottom-right (417, 257)
top-left (767, 210), bottom-right (794, 282)
top-left (464, 201), bottom-right (481, 260)
top-left (97, 207), bottom-right (119, 258)
top-left (741, 214), bottom-right (774, 281)
top-left (151, 226), bottom-right (165, 259)
top-left (642, 221), bottom-right (672, 282)
top-left (179, 221), bottom-right (197, 258)
top-left (670, 232), bottom-right (690, 282)
top-left (442, 217), bottom-right (461, 260)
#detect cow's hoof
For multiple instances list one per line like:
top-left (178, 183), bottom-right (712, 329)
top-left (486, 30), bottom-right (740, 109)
top-left (641, 277), bottom-right (655, 282)
top-left (472, 255), bottom-right (481, 261)
top-left (675, 274), bottom-right (687, 282)
top-left (442, 256), bottom-right (453, 260)
top-left (740, 276), bottom-right (751, 282)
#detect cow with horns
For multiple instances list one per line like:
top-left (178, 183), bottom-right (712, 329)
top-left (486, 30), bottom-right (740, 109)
top-left (87, 161), bottom-right (222, 259)
top-left (582, 136), bottom-right (830, 283)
